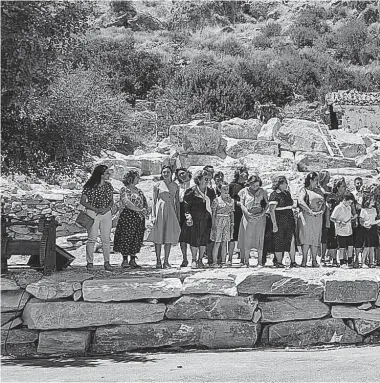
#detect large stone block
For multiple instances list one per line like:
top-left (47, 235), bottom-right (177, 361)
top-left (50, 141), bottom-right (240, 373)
top-left (82, 278), bottom-right (182, 302)
top-left (1, 311), bottom-right (21, 326)
top-left (257, 118), bottom-right (281, 141)
top-left (330, 130), bottom-right (366, 158)
top-left (332, 306), bottom-right (380, 322)
top-left (221, 118), bottom-right (262, 139)
top-left (237, 273), bottom-right (323, 296)
top-left (1, 317), bottom-right (23, 330)
top-left (259, 296), bottom-right (330, 323)
top-left (275, 119), bottom-right (328, 153)
top-left (92, 320), bottom-right (260, 353)
top-left (355, 151), bottom-right (380, 170)
top-left (296, 152), bottom-right (356, 172)
top-left (264, 318), bottom-right (362, 347)
top-left (1, 290), bottom-right (30, 312)
top-left (1, 278), bottom-right (20, 292)
top-left (225, 138), bottom-right (279, 159)
top-left (1, 328), bottom-right (38, 356)
top-left (353, 319), bottom-right (380, 336)
top-left (324, 280), bottom-right (379, 303)
top-left (170, 120), bottom-right (224, 154)
top-left (38, 330), bottom-right (92, 354)
top-left (182, 273), bottom-right (237, 297)
top-left (166, 295), bottom-right (258, 320)
top-left (23, 299), bottom-right (166, 330)
top-left (179, 154), bottom-right (224, 168)
top-left (26, 281), bottom-right (78, 300)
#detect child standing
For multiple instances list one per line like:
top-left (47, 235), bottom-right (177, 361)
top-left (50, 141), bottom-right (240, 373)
top-left (330, 192), bottom-right (356, 268)
top-left (210, 182), bottom-right (235, 267)
top-left (360, 193), bottom-right (380, 268)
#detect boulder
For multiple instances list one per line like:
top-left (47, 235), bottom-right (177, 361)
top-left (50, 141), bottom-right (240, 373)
top-left (136, 152), bottom-right (171, 175)
top-left (332, 306), bottom-right (380, 322)
top-left (1, 290), bottom-right (30, 312)
top-left (275, 119), bottom-right (328, 153)
top-left (353, 319), bottom-right (380, 336)
top-left (296, 152), bottom-right (356, 172)
top-left (82, 278), bottom-right (182, 302)
top-left (170, 120), bottom-right (225, 154)
top-left (363, 329), bottom-right (380, 344)
top-left (259, 296), bottom-right (330, 323)
top-left (324, 168), bottom-right (378, 179)
top-left (166, 295), bottom-right (258, 320)
top-left (358, 128), bottom-right (377, 147)
top-left (280, 150), bottom-right (295, 160)
top-left (155, 137), bottom-right (174, 154)
top-left (1, 317), bottom-right (23, 330)
top-left (182, 273), bottom-right (237, 297)
top-left (239, 154), bottom-right (296, 174)
top-left (38, 330), bottom-right (92, 354)
top-left (22, 299), bottom-right (166, 330)
top-left (324, 280), bottom-right (379, 304)
top-left (257, 118), bottom-right (282, 141)
top-left (225, 138), bottom-right (280, 159)
top-left (178, 154), bottom-right (224, 168)
top-left (355, 151), bottom-right (380, 170)
top-left (221, 118), bottom-right (262, 139)
top-left (92, 320), bottom-right (260, 353)
top-left (237, 273), bottom-right (324, 297)
top-left (330, 130), bottom-right (367, 158)
top-left (1, 328), bottom-right (38, 356)
top-left (1, 311), bottom-right (21, 326)
top-left (26, 281), bottom-right (78, 300)
top-left (264, 318), bottom-right (362, 347)
top-left (1, 278), bottom-right (20, 292)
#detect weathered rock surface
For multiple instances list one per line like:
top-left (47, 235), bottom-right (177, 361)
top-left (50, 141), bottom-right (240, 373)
top-left (355, 150), bottom-right (380, 170)
top-left (332, 306), bottom-right (380, 322)
top-left (237, 273), bottom-right (323, 296)
top-left (296, 152), bottom-right (356, 172)
top-left (26, 281), bottom-right (78, 300)
top-left (259, 296), bottom-right (330, 323)
top-left (221, 118), bottom-right (262, 139)
top-left (375, 293), bottom-right (380, 307)
top-left (330, 130), bottom-right (367, 158)
top-left (92, 320), bottom-right (260, 353)
top-left (179, 154), bottom-right (224, 168)
top-left (82, 278), bottom-right (182, 302)
top-left (264, 318), bottom-right (362, 347)
top-left (1, 328), bottom-right (38, 356)
top-left (1, 290), bottom-right (30, 312)
top-left (324, 280), bottom-right (379, 303)
top-left (13, 270), bottom-right (43, 289)
top-left (1, 311), bottom-right (21, 326)
top-left (1, 317), bottom-right (23, 330)
top-left (182, 273), bottom-right (237, 297)
top-left (363, 330), bottom-right (380, 344)
top-left (38, 330), bottom-right (92, 354)
top-left (275, 119), bottom-right (328, 153)
top-left (170, 120), bottom-right (224, 154)
top-left (1, 278), bottom-right (20, 292)
top-left (353, 319), bottom-right (380, 335)
top-left (166, 295), bottom-right (258, 320)
top-left (325, 167), bottom-right (378, 178)
top-left (257, 118), bottom-right (281, 141)
top-left (23, 299), bottom-right (166, 329)
top-left (225, 138), bottom-right (279, 159)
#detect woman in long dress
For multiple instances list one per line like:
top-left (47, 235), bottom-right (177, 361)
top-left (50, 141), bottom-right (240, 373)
top-left (238, 175), bottom-right (268, 267)
top-left (298, 172), bottom-right (325, 267)
top-left (147, 165), bottom-right (180, 269)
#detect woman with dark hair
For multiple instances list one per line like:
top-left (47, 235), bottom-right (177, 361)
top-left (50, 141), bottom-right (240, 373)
top-left (238, 175), bottom-right (268, 267)
top-left (227, 166), bottom-right (249, 265)
top-left (147, 165), bottom-right (180, 268)
top-left (298, 172), bottom-right (325, 267)
top-left (80, 165), bottom-right (114, 271)
top-left (175, 167), bottom-right (192, 267)
top-left (213, 171), bottom-right (224, 196)
top-left (114, 170), bottom-right (148, 269)
top-left (180, 170), bottom-right (216, 269)
top-left (318, 170), bottom-right (332, 264)
top-left (268, 176), bottom-right (296, 268)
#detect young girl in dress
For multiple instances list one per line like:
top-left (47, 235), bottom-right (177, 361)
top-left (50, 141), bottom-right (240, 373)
top-left (210, 182), bottom-right (235, 267)
top-left (360, 193), bottom-right (380, 268)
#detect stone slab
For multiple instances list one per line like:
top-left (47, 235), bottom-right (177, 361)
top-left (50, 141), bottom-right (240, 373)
top-left (264, 318), bottom-right (362, 347)
top-left (324, 280), bottom-right (379, 303)
top-left (26, 281), bottom-right (77, 300)
top-left (82, 278), bottom-right (182, 302)
top-left (13, 270), bottom-right (43, 289)
top-left (332, 306), bottom-right (380, 322)
top-left (1, 278), bottom-right (20, 292)
top-left (1, 311), bottom-right (21, 326)
top-left (1, 317), bottom-right (23, 330)
top-left (1, 328), bottom-right (38, 356)
top-left (92, 320), bottom-right (260, 353)
top-left (353, 319), bottom-right (380, 336)
top-left (166, 295), bottom-right (258, 320)
top-left (38, 330), bottom-right (92, 354)
top-left (237, 273), bottom-right (323, 296)
top-left (296, 152), bottom-right (356, 172)
top-left (1, 290), bottom-right (30, 312)
top-left (182, 273), bottom-right (237, 297)
top-left (23, 299), bottom-right (166, 330)
top-left (73, 290), bottom-right (82, 301)
top-left (259, 296), bottom-right (330, 323)
top-left (375, 292), bottom-right (380, 307)
top-left (225, 139), bottom-right (279, 159)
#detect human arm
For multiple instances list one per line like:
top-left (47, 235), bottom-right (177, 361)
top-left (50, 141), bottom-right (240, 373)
top-left (175, 186), bottom-right (181, 222)
top-left (120, 188), bottom-right (146, 213)
top-left (269, 203), bottom-right (278, 232)
top-left (183, 188), bottom-right (194, 221)
top-left (151, 183), bottom-right (159, 219)
top-left (80, 193), bottom-right (101, 214)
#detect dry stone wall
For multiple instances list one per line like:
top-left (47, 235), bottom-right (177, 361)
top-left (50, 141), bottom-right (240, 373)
top-left (1, 269), bottom-right (380, 357)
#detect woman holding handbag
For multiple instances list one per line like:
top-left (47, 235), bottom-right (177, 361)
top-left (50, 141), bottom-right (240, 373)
top-left (80, 165), bottom-right (114, 271)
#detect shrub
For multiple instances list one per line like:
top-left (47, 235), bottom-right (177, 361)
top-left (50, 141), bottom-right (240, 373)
top-left (261, 22), bottom-right (282, 38)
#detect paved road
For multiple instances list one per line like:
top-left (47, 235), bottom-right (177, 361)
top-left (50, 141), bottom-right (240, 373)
top-left (2, 346), bottom-right (379, 382)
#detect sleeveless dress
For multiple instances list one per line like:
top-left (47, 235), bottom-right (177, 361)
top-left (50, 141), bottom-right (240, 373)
top-left (210, 196), bottom-right (235, 242)
top-left (147, 181), bottom-right (181, 244)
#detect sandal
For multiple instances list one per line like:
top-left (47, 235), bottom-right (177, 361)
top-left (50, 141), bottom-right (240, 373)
top-left (180, 260), bottom-right (189, 268)
top-left (162, 262), bottom-right (171, 269)
top-left (156, 262), bottom-right (162, 269)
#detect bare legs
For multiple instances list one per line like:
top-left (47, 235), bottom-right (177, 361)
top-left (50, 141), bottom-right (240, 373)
top-left (190, 245), bottom-right (206, 268)
top-left (155, 243), bottom-right (172, 268)
top-left (180, 242), bottom-right (188, 267)
top-left (228, 241), bottom-right (235, 263)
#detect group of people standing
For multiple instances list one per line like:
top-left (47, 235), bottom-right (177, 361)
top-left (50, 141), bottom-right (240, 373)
top-left (80, 164), bottom-right (380, 271)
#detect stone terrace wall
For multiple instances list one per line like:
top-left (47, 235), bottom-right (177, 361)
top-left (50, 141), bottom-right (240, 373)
top-left (1, 269), bottom-right (380, 357)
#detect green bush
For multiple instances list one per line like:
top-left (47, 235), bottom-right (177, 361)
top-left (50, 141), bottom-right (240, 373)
top-left (261, 22), bottom-right (282, 38)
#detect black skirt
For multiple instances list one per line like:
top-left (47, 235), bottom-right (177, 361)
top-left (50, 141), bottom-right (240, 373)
top-left (363, 225), bottom-right (379, 248)
top-left (114, 208), bottom-right (145, 255)
top-left (179, 215), bottom-right (212, 247)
